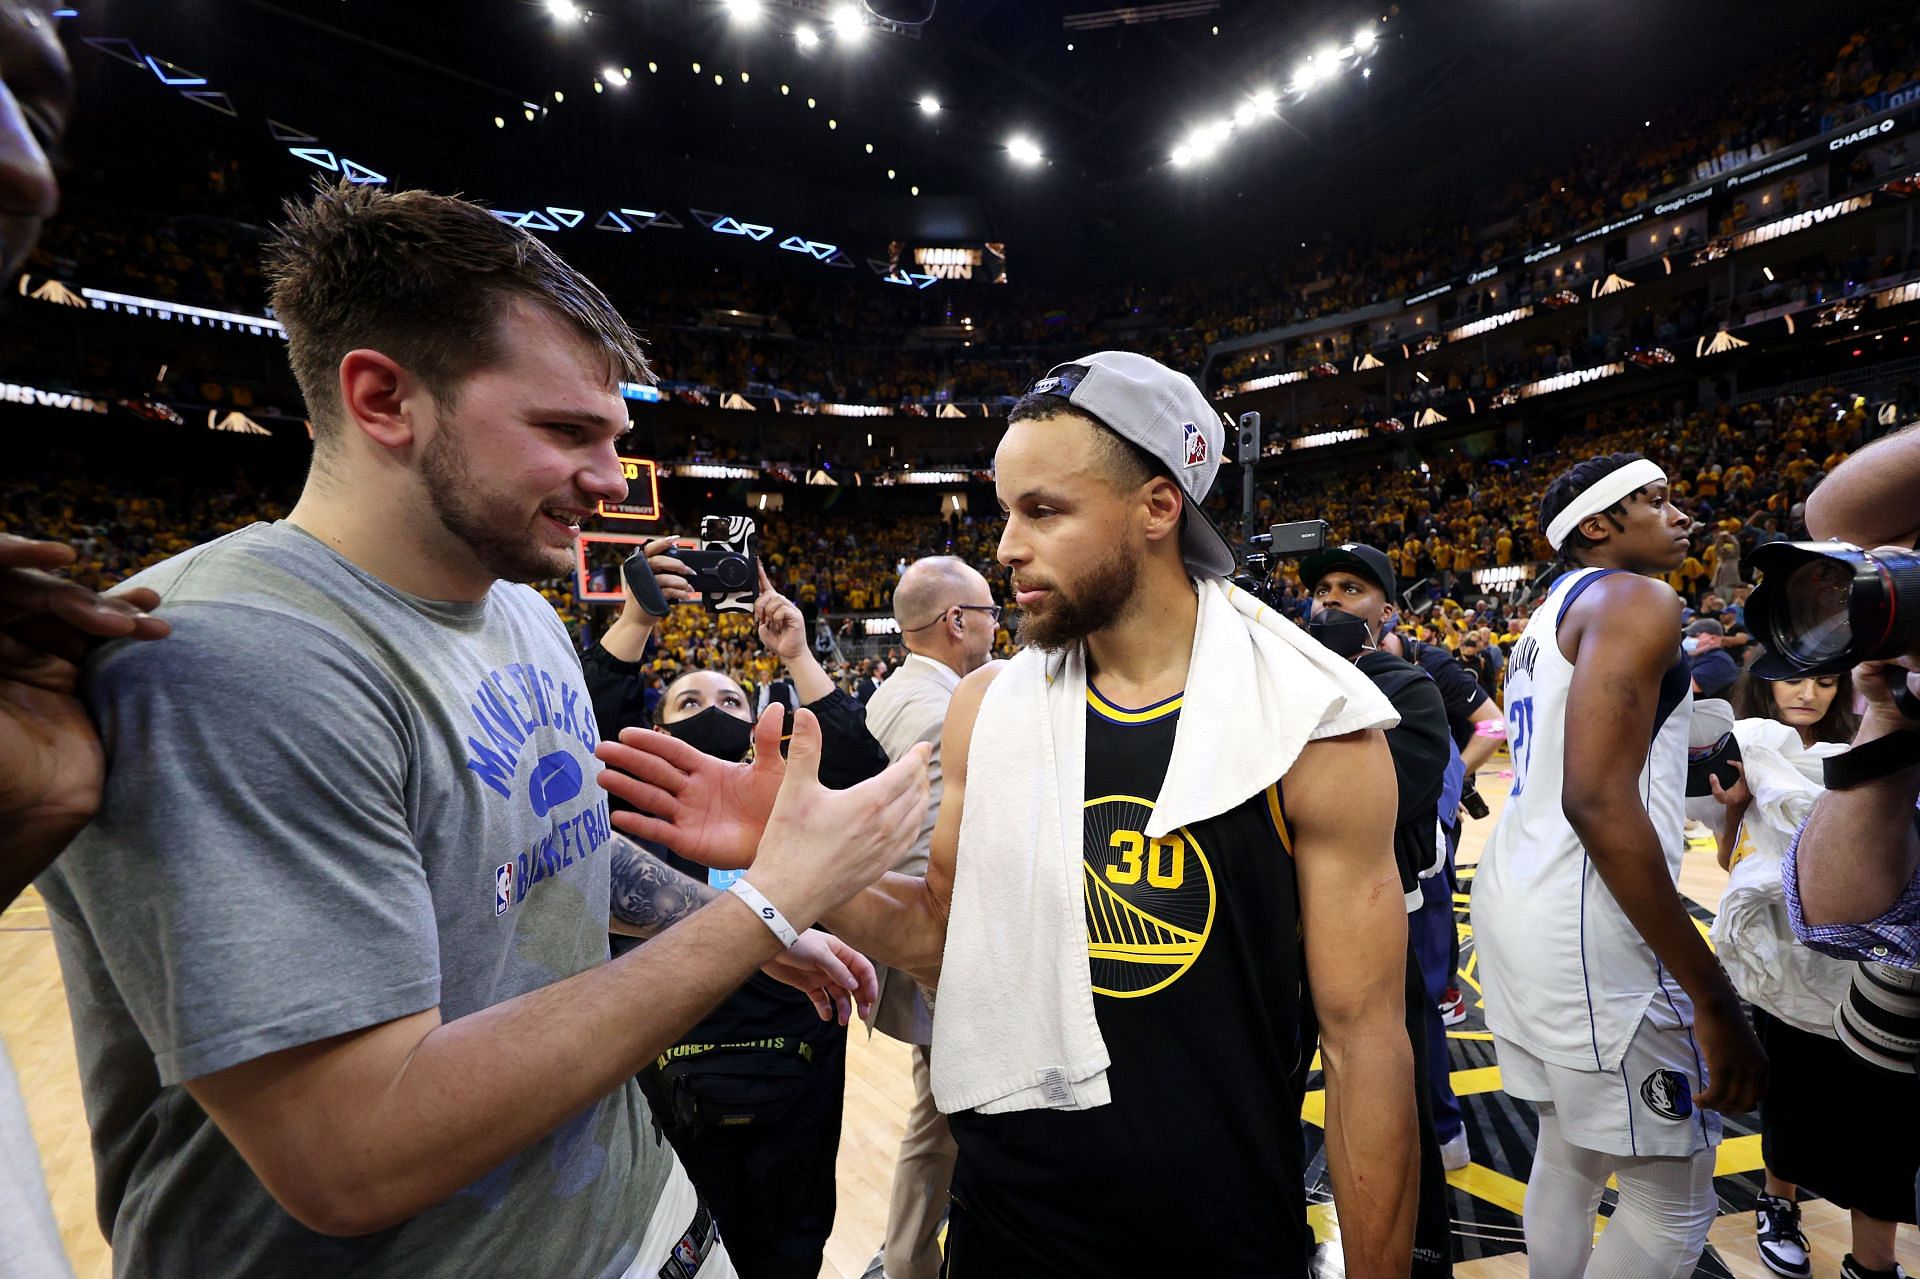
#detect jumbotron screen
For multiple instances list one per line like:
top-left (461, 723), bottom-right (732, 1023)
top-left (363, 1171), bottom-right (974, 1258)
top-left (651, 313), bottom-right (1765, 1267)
top-left (888, 241), bottom-right (1008, 284)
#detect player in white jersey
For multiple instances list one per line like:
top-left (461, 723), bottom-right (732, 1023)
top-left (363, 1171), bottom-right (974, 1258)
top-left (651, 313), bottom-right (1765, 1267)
top-left (1472, 453), bottom-right (1766, 1278)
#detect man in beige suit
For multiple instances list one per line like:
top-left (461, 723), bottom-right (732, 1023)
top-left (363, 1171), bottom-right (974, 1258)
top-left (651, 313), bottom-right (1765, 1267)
top-left (860, 555), bottom-right (1000, 1279)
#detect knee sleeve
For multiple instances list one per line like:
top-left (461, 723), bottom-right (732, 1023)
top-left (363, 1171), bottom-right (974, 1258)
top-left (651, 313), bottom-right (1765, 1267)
top-left (1583, 1146), bottom-right (1718, 1279)
top-left (1523, 1106), bottom-right (1613, 1279)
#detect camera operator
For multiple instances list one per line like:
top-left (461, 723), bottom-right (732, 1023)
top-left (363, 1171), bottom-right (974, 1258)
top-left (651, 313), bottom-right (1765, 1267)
top-left (1781, 422), bottom-right (1920, 1223)
top-left (1302, 542), bottom-right (1458, 1277)
top-left (1787, 420), bottom-right (1920, 968)
top-left (582, 538), bottom-right (890, 1279)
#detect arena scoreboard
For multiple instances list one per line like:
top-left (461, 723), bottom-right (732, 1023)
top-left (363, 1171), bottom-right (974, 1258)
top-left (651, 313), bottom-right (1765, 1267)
top-left (598, 456), bottom-right (661, 523)
top-left (889, 242), bottom-right (1008, 284)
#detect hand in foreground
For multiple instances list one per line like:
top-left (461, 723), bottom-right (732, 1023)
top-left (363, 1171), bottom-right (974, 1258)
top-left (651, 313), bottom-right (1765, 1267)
top-left (1692, 993), bottom-right (1767, 1114)
top-left (760, 930), bottom-right (879, 1025)
top-left (738, 706), bottom-right (930, 928)
top-left (1, 534), bottom-right (171, 903)
top-left (597, 703), bottom-right (788, 868)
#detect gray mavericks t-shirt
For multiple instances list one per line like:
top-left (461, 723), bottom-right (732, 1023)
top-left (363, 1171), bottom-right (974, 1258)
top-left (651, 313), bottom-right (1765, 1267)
top-left (38, 521), bottom-right (672, 1277)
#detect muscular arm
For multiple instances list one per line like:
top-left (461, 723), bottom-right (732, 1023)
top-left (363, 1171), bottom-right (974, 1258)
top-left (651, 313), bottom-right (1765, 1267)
top-left (1292, 730), bottom-right (1417, 1279)
top-left (608, 834), bottom-right (714, 938)
top-left (186, 891), bottom-right (784, 1237)
top-left (1560, 574), bottom-right (1759, 1105)
top-left (1793, 664), bottom-right (1920, 926)
top-left (818, 662), bottom-right (999, 984)
top-left (1804, 420), bottom-right (1920, 547)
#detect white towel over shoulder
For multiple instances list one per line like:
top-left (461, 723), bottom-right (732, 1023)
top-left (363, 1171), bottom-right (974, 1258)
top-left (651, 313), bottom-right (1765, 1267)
top-left (930, 577), bottom-right (1400, 1116)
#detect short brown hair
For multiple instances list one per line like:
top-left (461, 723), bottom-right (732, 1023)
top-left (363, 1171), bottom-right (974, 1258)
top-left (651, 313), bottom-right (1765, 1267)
top-left (264, 181), bottom-right (651, 439)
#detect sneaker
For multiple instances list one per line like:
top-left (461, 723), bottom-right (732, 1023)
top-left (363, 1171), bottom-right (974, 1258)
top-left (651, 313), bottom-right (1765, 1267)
top-left (1754, 1194), bottom-right (1811, 1279)
top-left (1438, 986), bottom-right (1467, 1026)
top-left (1840, 1257), bottom-right (1908, 1279)
top-left (1439, 1128), bottom-right (1470, 1172)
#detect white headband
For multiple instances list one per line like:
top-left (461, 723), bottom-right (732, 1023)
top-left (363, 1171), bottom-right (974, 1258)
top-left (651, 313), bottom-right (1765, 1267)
top-left (1545, 458), bottom-right (1669, 551)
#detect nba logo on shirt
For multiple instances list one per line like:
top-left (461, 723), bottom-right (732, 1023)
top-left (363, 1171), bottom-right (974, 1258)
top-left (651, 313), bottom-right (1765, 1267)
top-left (1182, 422), bottom-right (1208, 468)
top-left (495, 862), bottom-right (515, 916)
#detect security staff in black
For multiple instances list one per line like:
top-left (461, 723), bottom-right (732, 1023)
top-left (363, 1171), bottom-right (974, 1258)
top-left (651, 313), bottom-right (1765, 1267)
top-left (1303, 542), bottom-right (1457, 1278)
top-left (947, 680), bottom-right (1313, 1276)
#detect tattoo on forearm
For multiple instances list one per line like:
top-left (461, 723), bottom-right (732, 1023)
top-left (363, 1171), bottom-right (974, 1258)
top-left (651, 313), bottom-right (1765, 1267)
top-left (609, 836), bottom-right (717, 937)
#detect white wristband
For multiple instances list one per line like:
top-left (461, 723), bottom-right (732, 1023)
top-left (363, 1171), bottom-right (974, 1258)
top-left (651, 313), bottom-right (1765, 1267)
top-left (728, 878), bottom-right (801, 949)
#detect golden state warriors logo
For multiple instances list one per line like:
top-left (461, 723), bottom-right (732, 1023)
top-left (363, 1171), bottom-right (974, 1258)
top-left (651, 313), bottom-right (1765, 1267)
top-left (1083, 795), bottom-right (1216, 998)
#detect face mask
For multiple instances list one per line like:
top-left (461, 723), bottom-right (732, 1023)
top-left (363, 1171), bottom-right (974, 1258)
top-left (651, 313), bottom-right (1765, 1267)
top-left (663, 705), bottom-right (754, 762)
top-left (1682, 636), bottom-right (1700, 655)
top-left (1307, 608), bottom-right (1373, 659)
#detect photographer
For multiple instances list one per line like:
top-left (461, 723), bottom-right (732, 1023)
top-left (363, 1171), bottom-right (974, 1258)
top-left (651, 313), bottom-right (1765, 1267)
top-left (1302, 542), bottom-right (1458, 1276)
top-left (1708, 672), bottom-right (1917, 1279)
top-left (1787, 420), bottom-right (1920, 969)
top-left (583, 538), bottom-right (890, 1279)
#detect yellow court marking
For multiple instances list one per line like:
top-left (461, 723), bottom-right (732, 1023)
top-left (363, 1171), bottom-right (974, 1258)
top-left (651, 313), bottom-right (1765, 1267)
top-left (1447, 1162), bottom-right (1529, 1216)
top-left (1715, 1133), bottom-right (1764, 1177)
top-left (1307, 1201), bottom-right (1338, 1245)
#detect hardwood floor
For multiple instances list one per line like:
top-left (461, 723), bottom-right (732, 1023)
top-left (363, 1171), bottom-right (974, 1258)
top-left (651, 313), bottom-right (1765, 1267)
top-left (6, 765), bottom-right (1916, 1277)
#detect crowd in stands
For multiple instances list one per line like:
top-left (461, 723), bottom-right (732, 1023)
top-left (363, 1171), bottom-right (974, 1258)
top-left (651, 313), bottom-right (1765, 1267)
top-left (16, 16), bottom-right (1918, 416)
top-left (1239, 383), bottom-right (1894, 680)
top-left (9, 371), bottom-right (1904, 712)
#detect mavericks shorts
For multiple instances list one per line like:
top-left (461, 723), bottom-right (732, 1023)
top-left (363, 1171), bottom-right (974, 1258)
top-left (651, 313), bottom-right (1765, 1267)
top-left (1495, 985), bottom-right (1724, 1159)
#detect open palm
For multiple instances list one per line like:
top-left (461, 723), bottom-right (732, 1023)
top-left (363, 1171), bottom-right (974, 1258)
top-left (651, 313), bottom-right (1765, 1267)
top-left (595, 703), bottom-right (790, 868)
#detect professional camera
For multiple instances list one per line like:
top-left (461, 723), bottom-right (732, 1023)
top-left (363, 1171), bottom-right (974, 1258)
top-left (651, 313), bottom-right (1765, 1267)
top-left (1232, 520), bottom-right (1331, 609)
top-left (1747, 541), bottom-right (1920, 681)
top-left (1834, 959), bottom-right (1920, 1075)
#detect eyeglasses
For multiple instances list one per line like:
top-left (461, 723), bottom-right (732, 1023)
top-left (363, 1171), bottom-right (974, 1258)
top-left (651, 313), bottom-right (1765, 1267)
top-left (905, 603), bottom-right (1004, 631)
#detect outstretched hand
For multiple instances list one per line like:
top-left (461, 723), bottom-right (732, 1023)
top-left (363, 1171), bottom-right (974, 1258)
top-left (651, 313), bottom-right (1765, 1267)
top-left (596, 703), bottom-right (788, 868)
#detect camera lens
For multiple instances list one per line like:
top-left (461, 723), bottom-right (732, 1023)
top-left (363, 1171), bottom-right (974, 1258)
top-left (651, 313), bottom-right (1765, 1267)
top-left (715, 554), bottom-right (753, 591)
top-left (1781, 555), bottom-right (1856, 666)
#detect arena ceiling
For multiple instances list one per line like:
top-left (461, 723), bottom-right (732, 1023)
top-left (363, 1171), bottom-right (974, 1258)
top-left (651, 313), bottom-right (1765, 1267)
top-left (75, 0), bottom-right (1889, 281)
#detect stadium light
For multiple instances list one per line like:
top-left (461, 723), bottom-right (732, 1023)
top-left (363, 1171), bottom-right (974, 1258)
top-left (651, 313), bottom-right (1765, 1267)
top-left (546, 0), bottom-right (581, 20)
top-left (1291, 60), bottom-right (1321, 93)
top-left (795, 24), bottom-right (820, 49)
top-left (1007, 134), bottom-right (1043, 166)
top-left (494, 115), bottom-right (505, 128)
top-left (723, 0), bottom-right (761, 24)
top-left (1171, 143), bottom-right (1193, 167)
top-left (830, 4), bottom-right (866, 42)
top-left (1233, 102), bottom-right (1258, 127)
top-left (1251, 88), bottom-right (1279, 116)
top-left (919, 94), bottom-right (940, 115)
top-left (1353, 24), bottom-right (1377, 52)
top-left (603, 65), bottom-right (626, 85)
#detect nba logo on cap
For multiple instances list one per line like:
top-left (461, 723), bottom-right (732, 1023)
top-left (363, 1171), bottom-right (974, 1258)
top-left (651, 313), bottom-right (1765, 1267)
top-left (495, 862), bottom-right (515, 916)
top-left (1182, 422), bottom-right (1208, 468)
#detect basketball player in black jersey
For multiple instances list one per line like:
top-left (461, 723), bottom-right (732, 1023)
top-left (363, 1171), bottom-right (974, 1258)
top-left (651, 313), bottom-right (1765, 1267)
top-left (599, 352), bottom-right (1417, 1277)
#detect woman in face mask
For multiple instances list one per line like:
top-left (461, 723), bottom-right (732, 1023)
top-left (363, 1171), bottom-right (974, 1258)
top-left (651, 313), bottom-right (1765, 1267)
top-left (580, 535), bottom-right (891, 1279)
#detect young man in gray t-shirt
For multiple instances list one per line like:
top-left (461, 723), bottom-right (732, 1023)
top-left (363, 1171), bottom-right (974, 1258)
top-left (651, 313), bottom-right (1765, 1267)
top-left (39, 183), bottom-right (929, 1278)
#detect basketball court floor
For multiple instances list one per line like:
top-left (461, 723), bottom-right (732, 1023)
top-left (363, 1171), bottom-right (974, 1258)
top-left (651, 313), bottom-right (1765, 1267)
top-left (5, 762), bottom-right (1916, 1277)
